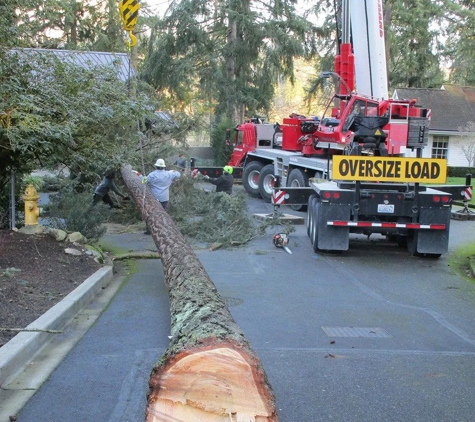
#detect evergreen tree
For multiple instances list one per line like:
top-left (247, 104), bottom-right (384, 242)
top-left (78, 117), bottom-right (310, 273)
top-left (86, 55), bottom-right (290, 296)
top-left (443, 0), bottom-right (475, 85)
top-left (140, 0), bottom-right (319, 125)
top-left (0, 0), bottom-right (126, 51)
top-left (0, 50), bottom-right (152, 189)
top-left (384, 0), bottom-right (445, 90)
top-left (0, 0), bottom-right (20, 48)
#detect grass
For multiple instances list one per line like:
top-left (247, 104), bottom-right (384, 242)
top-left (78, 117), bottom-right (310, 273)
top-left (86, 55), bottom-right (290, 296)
top-left (448, 242), bottom-right (475, 284)
top-left (445, 177), bottom-right (475, 205)
top-left (96, 239), bottom-right (130, 258)
top-left (446, 177), bottom-right (472, 185)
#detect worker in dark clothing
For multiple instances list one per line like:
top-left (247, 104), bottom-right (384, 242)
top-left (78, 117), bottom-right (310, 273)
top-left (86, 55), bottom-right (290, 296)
top-left (174, 153), bottom-right (187, 174)
top-left (92, 170), bottom-right (129, 208)
top-left (203, 165), bottom-right (234, 194)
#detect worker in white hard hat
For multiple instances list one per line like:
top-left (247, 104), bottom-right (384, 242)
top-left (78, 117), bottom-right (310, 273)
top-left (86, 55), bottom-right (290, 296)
top-left (140, 158), bottom-right (181, 232)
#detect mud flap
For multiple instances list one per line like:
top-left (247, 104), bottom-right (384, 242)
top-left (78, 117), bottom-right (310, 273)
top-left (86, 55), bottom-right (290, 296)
top-left (317, 203), bottom-right (351, 251)
top-left (416, 207), bottom-right (451, 254)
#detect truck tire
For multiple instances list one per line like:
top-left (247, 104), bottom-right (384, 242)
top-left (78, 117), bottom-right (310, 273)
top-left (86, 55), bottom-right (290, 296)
top-left (306, 194), bottom-right (316, 238)
top-left (309, 197), bottom-right (319, 247)
top-left (288, 168), bottom-right (309, 211)
top-left (258, 164), bottom-right (275, 202)
top-left (396, 235), bottom-right (408, 248)
top-left (311, 199), bottom-right (320, 252)
top-left (387, 233), bottom-right (408, 247)
top-left (307, 197), bottom-right (314, 241)
top-left (242, 162), bottom-right (263, 198)
top-left (407, 231), bottom-right (420, 256)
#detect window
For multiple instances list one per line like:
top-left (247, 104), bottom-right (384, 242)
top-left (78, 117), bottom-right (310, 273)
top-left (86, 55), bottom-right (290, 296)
top-left (234, 129), bottom-right (244, 146)
top-left (343, 100), bottom-right (365, 132)
top-left (432, 135), bottom-right (449, 159)
top-left (366, 102), bottom-right (379, 116)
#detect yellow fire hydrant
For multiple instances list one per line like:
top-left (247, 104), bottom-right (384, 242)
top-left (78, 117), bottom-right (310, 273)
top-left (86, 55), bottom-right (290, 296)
top-left (22, 184), bottom-right (40, 226)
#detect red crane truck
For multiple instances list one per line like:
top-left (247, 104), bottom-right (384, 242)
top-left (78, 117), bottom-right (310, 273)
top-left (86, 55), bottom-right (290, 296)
top-left (218, 0), bottom-right (470, 257)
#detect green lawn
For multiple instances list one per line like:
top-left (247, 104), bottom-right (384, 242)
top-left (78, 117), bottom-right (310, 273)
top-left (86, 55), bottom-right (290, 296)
top-left (447, 177), bottom-right (472, 185)
top-left (446, 177), bottom-right (474, 205)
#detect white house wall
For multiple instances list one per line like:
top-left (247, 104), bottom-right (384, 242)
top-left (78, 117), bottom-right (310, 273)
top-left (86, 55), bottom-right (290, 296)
top-left (403, 135), bottom-right (473, 167)
top-left (449, 136), bottom-right (474, 167)
top-left (402, 141), bottom-right (430, 159)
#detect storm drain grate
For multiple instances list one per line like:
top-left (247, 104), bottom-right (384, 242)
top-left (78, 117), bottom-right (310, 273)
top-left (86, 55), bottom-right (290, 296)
top-left (322, 326), bottom-right (392, 338)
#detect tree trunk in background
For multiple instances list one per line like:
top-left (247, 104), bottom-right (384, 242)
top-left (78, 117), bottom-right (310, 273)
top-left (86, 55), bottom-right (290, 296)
top-left (129, 39), bottom-right (138, 99)
top-left (120, 164), bottom-right (278, 422)
top-left (383, 1), bottom-right (392, 77)
top-left (226, 17), bottom-right (239, 123)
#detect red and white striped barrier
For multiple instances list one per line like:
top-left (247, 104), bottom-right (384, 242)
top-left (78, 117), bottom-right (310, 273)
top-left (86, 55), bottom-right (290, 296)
top-left (272, 190), bottom-right (286, 205)
top-left (328, 221), bottom-right (446, 230)
top-left (463, 186), bottom-right (473, 201)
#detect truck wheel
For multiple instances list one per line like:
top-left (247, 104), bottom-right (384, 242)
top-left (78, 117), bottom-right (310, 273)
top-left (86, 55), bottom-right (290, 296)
top-left (387, 233), bottom-right (407, 247)
top-left (407, 231), bottom-right (420, 256)
top-left (258, 164), bottom-right (275, 202)
top-left (309, 200), bottom-right (316, 245)
top-left (306, 194), bottom-right (316, 238)
top-left (425, 253), bottom-right (442, 259)
top-left (396, 235), bottom-right (408, 248)
top-left (288, 168), bottom-right (309, 211)
top-left (308, 197), bottom-right (317, 243)
top-left (242, 162), bottom-right (263, 198)
top-left (311, 199), bottom-right (320, 252)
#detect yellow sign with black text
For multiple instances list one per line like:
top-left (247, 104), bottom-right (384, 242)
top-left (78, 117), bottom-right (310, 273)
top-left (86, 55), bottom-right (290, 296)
top-left (332, 156), bottom-right (447, 184)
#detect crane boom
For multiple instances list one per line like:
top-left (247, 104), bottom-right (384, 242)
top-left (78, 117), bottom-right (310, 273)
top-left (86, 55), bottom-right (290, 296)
top-left (350, 0), bottom-right (388, 99)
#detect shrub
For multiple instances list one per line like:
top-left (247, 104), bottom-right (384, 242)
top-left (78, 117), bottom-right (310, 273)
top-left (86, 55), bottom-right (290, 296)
top-left (448, 166), bottom-right (475, 178)
top-left (21, 175), bottom-right (44, 192)
top-left (44, 191), bottom-right (107, 241)
top-left (170, 177), bottom-right (257, 246)
top-left (169, 176), bottom-right (294, 247)
top-left (0, 202), bottom-right (8, 229)
top-left (103, 196), bottom-right (143, 225)
top-left (41, 174), bottom-right (68, 192)
top-left (210, 116), bottom-right (235, 165)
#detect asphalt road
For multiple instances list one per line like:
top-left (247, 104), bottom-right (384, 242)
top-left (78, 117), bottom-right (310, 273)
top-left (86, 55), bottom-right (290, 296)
top-left (14, 191), bottom-right (475, 422)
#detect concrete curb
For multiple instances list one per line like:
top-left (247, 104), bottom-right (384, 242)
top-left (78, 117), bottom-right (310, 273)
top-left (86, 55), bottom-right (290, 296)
top-left (0, 265), bottom-right (113, 387)
top-left (451, 210), bottom-right (475, 221)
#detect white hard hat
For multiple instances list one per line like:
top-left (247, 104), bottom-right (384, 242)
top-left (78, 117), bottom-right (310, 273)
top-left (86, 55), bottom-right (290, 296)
top-left (154, 158), bottom-right (166, 167)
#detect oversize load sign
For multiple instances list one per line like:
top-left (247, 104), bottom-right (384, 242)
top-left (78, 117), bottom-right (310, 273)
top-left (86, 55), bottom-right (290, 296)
top-left (332, 156), bottom-right (447, 184)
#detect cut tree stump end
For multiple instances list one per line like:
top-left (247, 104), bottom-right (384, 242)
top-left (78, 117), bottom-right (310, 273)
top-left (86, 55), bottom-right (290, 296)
top-left (147, 346), bottom-right (277, 422)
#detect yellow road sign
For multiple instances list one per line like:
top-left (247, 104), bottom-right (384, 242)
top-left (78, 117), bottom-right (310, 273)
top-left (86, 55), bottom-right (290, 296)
top-left (332, 156), bottom-right (447, 184)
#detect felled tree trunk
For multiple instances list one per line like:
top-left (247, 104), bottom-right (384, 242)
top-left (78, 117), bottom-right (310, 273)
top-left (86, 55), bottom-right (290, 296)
top-left (120, 165), bottom-right (278, 422)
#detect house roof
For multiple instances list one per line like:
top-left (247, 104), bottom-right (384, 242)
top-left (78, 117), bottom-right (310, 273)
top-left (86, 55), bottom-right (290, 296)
top-left (393, 85), bottom-right (475, 132)
top-left (143, 110), bottom-right (179, 134)
top-left (154, 111), bottom-right (179, 128)
top-left (12, 48), bottom-right (135, 82)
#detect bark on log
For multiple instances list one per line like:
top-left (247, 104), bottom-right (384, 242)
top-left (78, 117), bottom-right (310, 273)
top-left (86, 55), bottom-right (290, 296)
top-left (120, 164), bottom-right (278, 422)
